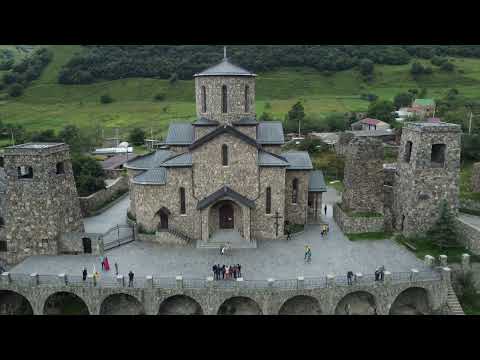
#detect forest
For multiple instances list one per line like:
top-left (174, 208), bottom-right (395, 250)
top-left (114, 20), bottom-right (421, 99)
top-left (57, 45), bottom-right (480, 84)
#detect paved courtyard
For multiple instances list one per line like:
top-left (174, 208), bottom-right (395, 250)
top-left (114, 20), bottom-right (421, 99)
top-left (83, 195), bottom-right (129, 234)
top-left (11, 187), bottom-right (427, 280)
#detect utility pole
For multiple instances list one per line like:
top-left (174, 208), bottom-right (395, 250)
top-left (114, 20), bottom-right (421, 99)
top-left (10, 128), bottom-right (14, 146)
top-left (469, 111), bottom-right (473, 135)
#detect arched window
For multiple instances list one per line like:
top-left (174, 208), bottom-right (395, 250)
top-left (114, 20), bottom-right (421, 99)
top-left (222, 85), bottom-right (228, 113)
top-left (266, 187), bottom-right (272, 214)
top-left (292, 178), bottom-right (299, 204)
top-left (179, 188), bottom-right (186, 215)
top-left (222, 144), bottom-right (229, 166)
top-left (245, 85), bottom-right (250, 113)
top-left (201, 86), bottom-right (207, 113)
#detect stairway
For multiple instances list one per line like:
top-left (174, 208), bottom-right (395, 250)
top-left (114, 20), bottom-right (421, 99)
top-left (447, 283), bottom-right (465, 315)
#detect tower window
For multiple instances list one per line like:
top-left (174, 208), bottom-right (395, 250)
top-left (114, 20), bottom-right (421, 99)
top-left (266, 187), bottom-right (272, 214)
top-left (0, 157), bottom-right (4, 168)
top-left (0, 240), bottom-right (6, 252)
top-left (201, 86), bottom-right (207, 113)
top-left (222, 85), bottom-right (228, 113)
top-left (245, 85), bottom-right (250, 113)
top-left (222, 144), bottom-right (229, 166)
top-left (179, 187), bottom-right (186, 215)
top-left (404, 141), bottom-right (413, 163)
top-left (18, 166), bottom-right (33, 179)
top-left (56, 162), bottom-right (65, 175)
top-left (431, 144), bottom-right (446, 167)
top-left (292, 178), bottom-right (299, 204)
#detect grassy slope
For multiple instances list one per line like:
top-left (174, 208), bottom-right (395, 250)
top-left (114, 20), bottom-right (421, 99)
top-left (2, 46), bottom-right (480, 137)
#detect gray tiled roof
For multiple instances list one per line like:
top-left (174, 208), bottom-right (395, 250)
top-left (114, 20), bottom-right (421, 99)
top-left (192, 117), bottom-right (219, 126)
top-left (308, 170), bottom-right (327, 193)
top-left (165, 123), bottom-right (195, 145)
top-left (124, 150), bottom-right (174, 170)
top-left (194, 59), bottom-right (256, 77)
top-left (232, 116), bottom-right (258, 126)
top-left (133, 168), bottom-right (167, 185)
top-left (257, 122), bottom-right (285, 145)
top-left (258, 151), bottom-right (289, 167)
top-left (197, 186), bottom-right (255, 210)
top-left (281, 151), bottom-right (313, 170)
top-left (162, 153), bottom-right (193, 167)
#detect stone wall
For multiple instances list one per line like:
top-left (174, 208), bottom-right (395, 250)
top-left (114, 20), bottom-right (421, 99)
top-left (79, 176), bottom-right (129, 217)
top-left (235, 125), bottom-right (257, 139)
top-left (284, 171), bottom-right (309, 225)
top-left (333, 204), bottom-right (384, 234)
top-left (132, 168), bottom-right (198, 239)
top-left (460, 199), bottom-right (480, 213)
top-left (3, 144), bottom-right (84, 265)
top-left (126, 168), bottom-right (144, 218)
top-left (195, 126), bottom-right (216, 141)
top-left (472, 163), bottom-right (480, 193)
top-left (393, 123), bottom-right (461, 237)
top-left (0, 275), bottom-right (449, 315)
top-left (195, 76), bottom-right (256, 124)
top-left (456, 218), bottom-right (480, 255)
top-left (342, 137), bottom-right (384, 214)
top-left (58, 232), bottom-right (103, 255)
top-left (252, 167), bottom-right (286, 240)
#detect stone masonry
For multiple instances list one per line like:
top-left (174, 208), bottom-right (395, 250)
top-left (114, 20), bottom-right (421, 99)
top-left (393, 123), bottom-right (461, 236)
top-left (472, 162), bottom-right (480, 193)
top-left (1, 144), bottom-right (84, 265)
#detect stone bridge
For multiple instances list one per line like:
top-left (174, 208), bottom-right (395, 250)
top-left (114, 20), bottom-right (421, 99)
top-left (0, 269), bottom-right (452, 315)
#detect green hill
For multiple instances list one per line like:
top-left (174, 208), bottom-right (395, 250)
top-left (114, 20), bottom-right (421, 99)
top-left (1, 45), bottom-right (480, 137)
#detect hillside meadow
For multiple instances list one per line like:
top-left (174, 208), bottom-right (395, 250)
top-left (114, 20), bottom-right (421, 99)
top-left (1, 46), bottom-right (480, 137)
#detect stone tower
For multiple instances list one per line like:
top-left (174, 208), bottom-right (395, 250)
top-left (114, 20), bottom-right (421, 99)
top-left (342, 137), bottom-right (384, 214)
top-left (2, 143), bottom-right (84, 264)
top-left (194, 51), bottom-right (257, 125)
top-left (393, 122), bottom-right (462, 236)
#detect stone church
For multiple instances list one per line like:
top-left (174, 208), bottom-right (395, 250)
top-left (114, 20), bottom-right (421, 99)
top-left (126, 55), bottom-right (326, 246)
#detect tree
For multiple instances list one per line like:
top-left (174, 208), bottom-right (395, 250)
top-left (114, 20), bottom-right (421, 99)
top-left (426, 200), bottom-right (460, 250)
top-left (154, 93), bottom-right (165, 101)
top-left (441, 62), bottom-right (455, 72)
top-left (3, 73), bottom-right (17, 85)
top-left (394, 93), bottom-right (415, 109)
top-left (367, 100), bottom-right (396, 124)
top-left (8, 84), bottom-right (24, 97)
top-left (100, 94), bottom-right (113, 104)
top-left (259, 112), bottom-right (275, 121)
top-left (462, 134), bottom-right (480, 162)
top-left (324, 113), bottom-right (348, 132)
top-left (58, 125), bottom-right (95, 154)
top-left (30, 129), bottom-right (58, 142)
top-left (410, 62), bottom-right (425, 78)
top-left (71, 154), bottom-right (106, 196)
top-left (129, 128), bottom-right (146, 146)
top-left (287, 101), bottom-right (305, 135)
top-left (169, 73), bottom-right (178, 84)
top-left (359, 58), bottom-right (374, 76)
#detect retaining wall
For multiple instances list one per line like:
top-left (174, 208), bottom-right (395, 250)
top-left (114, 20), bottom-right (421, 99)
top-left (333, 204), bottom-right (384, 234)
top-left (457, 218), bottom-right (480, 255)
top-left (79, 176), bottom-right (129, 217)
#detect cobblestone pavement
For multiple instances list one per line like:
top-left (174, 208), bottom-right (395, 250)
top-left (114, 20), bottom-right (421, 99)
top-left (12, 187), bottom-right (426, 281)
top-left (82, 196), bottom-right (130, 234)
top-left (459, 214), bottom-right (480, 229)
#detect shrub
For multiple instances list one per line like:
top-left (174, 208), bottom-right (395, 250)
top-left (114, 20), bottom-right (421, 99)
top-left (8, 84), bottom-right (24, 97)
top-left (100, 94), bottom-right (113, 104)
top-left (129, 127), bottom-right (146, 146)
top-left (3, 72), bottom-right (17, 85)
top-left (441, 62), bottom-right (455, 72)
top-left (154, 93), bottom-right (165, 101)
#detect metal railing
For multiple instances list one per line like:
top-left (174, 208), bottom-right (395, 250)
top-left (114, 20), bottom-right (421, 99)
top-left (1, 270), bottom-right (444, 290)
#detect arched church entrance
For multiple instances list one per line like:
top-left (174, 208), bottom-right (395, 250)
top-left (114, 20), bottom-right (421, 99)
top-left (0, 290), bottom-right (33, 315)
top-left (218, 297), bottom-right (262, 315)
top-left (156, 207), bottom-right (170, 231)
top-left (219, 203), bottom-right (234, 229)
top-left (100, 294), bottom-right (145, 315)
top-left (43, 292), bottom-right (89, 315)
top-left (82, 238), bottom-right (92, 254)
top-left (158, 295), bottom-right (204, 315)
top-left (335, 291), bottom-right (377, 315)
top-left (389, 287), bottom-right (431, 315)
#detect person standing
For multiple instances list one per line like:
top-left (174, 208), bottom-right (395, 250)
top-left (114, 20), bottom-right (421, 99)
top-left (115, 262), bottom-right (119, 276)
top-left (324, 205), bottom-right (328, 216)
top-left (100, 256), bottom-right (105, 271)
top-left (82, 268), bottom-right (87, 282)
top-left (128, 271), bottom-right (134, 287)
top-left (237, 264), bottom-right (242, 278)
top-left (104, 256), bottom-right (110, 272)
top-left (213, 264), bottom-right (218, 280)
top-left (222, 265), bottom-right (225, 280)
top-left (225, 265), bottom-right (230, 280)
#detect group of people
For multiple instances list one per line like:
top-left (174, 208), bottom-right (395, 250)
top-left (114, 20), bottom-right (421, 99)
top-left (81, 257), bottom-right (135, 286)
top-left (99, 256), bottom-right (119, 275)
top-left (212, 264), bottom-right (242, 280)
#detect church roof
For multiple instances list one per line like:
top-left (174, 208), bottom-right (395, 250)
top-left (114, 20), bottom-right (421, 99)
top-left (189, 125), bottom-right (260, 151)
top-left (281, 151), bottom-right (313, 170)
top-left (132, 168), bottom-right (167, 185)
top-left (258, 150), bottom-right (289, 167)
top-left (124, 150), bottom-right (175, 170)
top-left (192, 117), bottom-right (220, 126)
top-left (232, 116), bottom-right (259, 126)
top-left (197, 186), bottom-right (255, 210)
top-left (257, 122), bottom-right (285, 145)
top-left (162, 152), bottom-right (193, 167)
top-left (165, 123), bottom-right (195, 145)
top-left (194, 58), bottom-right (256, 77)
top-left (308, 170), bottom-right (327, 193)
